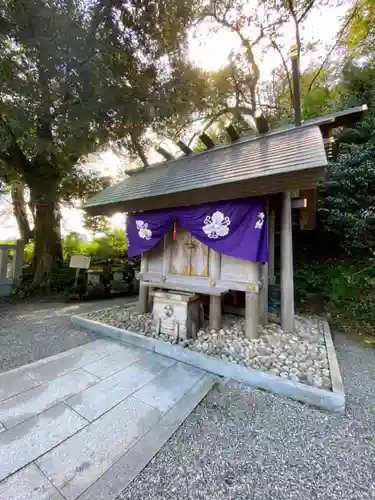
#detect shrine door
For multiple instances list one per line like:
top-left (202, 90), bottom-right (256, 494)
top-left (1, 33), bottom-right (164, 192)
top-left (171, 228), bottom-right (209, 277)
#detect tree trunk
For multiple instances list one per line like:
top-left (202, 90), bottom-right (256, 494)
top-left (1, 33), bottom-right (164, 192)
top-left (29, 179), bottom-right (63, 287)
top-left (10, 182), bottom-right (33, 244)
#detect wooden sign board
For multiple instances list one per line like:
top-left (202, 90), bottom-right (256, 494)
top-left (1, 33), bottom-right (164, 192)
top-left (69, 254), bottom-right (91, 270)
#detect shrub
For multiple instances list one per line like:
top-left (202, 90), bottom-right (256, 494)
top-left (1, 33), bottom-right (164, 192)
top-left (295, 257), bottom-right (375, 328)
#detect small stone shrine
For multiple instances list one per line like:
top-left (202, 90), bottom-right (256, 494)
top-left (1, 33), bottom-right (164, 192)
top-left (152, 290), bottom-right (202, 341)
top-left (83, 105), bottom-right (366, 340)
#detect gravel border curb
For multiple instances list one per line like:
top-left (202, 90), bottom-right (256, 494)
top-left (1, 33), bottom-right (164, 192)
top-left (320, 319), bottom-right (345, 397)
top-left (71, 314), bottom-right (345, 413)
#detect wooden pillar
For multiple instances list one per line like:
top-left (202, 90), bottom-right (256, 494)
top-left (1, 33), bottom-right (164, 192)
top-left (245, 262), bottom-right (260, 339)
top-left (0, 247), bottom-right (9, 280)
top-left (268, 210), bottom-right (276, 285)
top-left (281, 191), bottom-right (295, 332)
top-left (209, 250), bottom-right (221, 330)
top-left (260, 201), bottom-right (269, 325)
top-left (147, 287), bottom-right (154, 312)
top-left (138, 252), bottom-right (149, 313)
top-left (260, 265), bottom-right (269, 325)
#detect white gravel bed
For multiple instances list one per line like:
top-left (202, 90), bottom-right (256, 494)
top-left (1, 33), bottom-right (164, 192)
top-left (84, 305), bottom-right (332, 390)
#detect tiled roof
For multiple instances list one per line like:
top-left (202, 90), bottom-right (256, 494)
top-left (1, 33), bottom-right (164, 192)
top-left (84, 124), bottom-right (328, 214)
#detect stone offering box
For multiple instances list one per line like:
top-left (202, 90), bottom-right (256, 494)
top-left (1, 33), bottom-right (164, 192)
top-left (153, 290), bottom-right (202, 341)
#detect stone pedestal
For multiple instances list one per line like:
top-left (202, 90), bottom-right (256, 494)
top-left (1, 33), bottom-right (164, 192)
top-left (153, 290), bottom-right (201, 341)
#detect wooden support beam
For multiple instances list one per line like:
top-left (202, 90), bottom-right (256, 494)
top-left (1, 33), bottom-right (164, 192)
top-left (199, 133), bottom-right (215, 149)
top-left (245, 288), bottom-right (259, 339)
top-left (281, 192), bottom-right (295, 332)
top-left (209, 250), bottom-right (221, 330)
top-left (259, 264), bottom-right (268, 325)
top-left (177, 140), bottom-right (193, 155)
top-left (268, 210), bottom-right (276, 285)
top-left (147, 287), bottom-right (154, 312)
top-left (225, 124), bottom-right (240, 142)
top-left (259, 200), bottom-right (269, 325)
top-left (156, 146), bottom-right (174, 161)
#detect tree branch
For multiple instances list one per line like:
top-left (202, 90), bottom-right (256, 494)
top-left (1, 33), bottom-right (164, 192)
top-left (306, 6), bottom-right (359, 94)
top-left (298, 0), bottom-right (315, 23)
top-left (0, 115), bottom-right (31, 174)
top-left (286, 0), bottom-right (301, 60)
top-left (270, 39), bottom-right (294, 107)
top-left (130, 133), bottom-right (149, 167)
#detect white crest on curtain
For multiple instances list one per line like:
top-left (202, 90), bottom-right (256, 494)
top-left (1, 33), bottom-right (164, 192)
top-left (255, 212), bottom-right (265, 229)
top-left (136, 220), bottom-right (152, 240)
top-left (203, 211), bottom-right (230, 239)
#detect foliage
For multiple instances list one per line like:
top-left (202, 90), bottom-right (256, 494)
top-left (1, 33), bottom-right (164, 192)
top-left (82, 214), bottom-right (110, 238)
top-left (319, 62), bottom-right (375, 252)
top-left (268, 65), bottom-right (343, 127)
top-left (343, 0), bottom-right (375, 55)
top-left (23, 242), bottom-right (35, 264)
top-left (295, 258), bottom-right (375, 329)
top-left (0, 0), bottom-right (202, 284)
top-left (319, 140), bottom-right (375, 252)
top-left (19, 229), bottom-right (131, 294)
top-left (184, 0), bottom-right (339, 142)
top-left (291, 56), bottom-right (375, 331)
top-left (62, 229), bottom-right (127, 263)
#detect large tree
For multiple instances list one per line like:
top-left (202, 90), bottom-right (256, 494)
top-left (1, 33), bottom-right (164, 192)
top-left (183, 0), bottom-right (327, 142)
top-left (0, 0), bottom-right (201, 284)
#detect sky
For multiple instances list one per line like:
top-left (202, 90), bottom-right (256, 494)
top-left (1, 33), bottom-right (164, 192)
top-left (188, 2), bottom-right (349, 74)
top-left (0, 1), bottom-right (351, 240)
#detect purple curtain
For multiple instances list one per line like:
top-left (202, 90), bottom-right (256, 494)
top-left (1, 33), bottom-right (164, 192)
top-left (126, 211), bottom-right (173, 257)
top-left (126, 197), bottom-right (268, 262)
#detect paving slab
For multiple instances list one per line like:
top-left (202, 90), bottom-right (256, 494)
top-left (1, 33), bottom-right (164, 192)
top-left (0, 403), bottom-right (87, 481)
top-left (37, 396), bottom-right (163, 500)
top-left (82, 346), bottom-right (145, 379)
top-left (132, 352), bottom-right (176, 375)
top-left (3, 339), bottom-right (121, 377)
top-left (0, 369), bottom-right (98, 428)
top-left (0, 464), bottom-right (65, 500)
top-left (0, 371), bottom-right (39, 402)
top-left (0, 322), bottom-right (214, 500)
top-left (66, 364), bottom-right (157, 421)
top-left (24, 342), bottom-right (121, 383)
top-left (134, 362), bottom-right (205, 412)
top-left (78, 374), bottom-right (216, 500)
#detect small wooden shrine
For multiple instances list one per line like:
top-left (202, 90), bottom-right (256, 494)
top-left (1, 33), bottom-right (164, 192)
top-left (84, 105), bottom-right (366, 340)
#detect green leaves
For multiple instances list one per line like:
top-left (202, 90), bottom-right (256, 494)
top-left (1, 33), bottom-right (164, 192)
top-left (0, 0), bottom-right (200, 174)
top-left (319, 62), bottom-right (375, 252)
top-left (343, 0), bottom-right (375, 55)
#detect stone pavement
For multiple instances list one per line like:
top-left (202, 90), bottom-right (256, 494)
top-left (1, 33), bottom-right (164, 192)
top-left (0, 338), bottom-right (215, 500)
